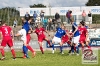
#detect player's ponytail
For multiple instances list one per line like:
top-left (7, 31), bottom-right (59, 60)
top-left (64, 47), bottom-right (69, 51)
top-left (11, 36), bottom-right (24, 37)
top-left (80, 21), bottom-right (85, 26)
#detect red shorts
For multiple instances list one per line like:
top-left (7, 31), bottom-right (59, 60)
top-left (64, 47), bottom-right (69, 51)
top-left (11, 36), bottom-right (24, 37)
top-left (26, 34), bottom-right (31, 44)
top-left (38, 36), bottom-right (45, 42)
top-left (62, 35), bottom-right (69, 43)
top-left (1, 37), bottom-right (13, 47)
top-left (67, 41), bottom-right (71, 45)
top-left (79, 37), bottom-right (86, 44)
top-left (62, 39), bottom-right (69, 44)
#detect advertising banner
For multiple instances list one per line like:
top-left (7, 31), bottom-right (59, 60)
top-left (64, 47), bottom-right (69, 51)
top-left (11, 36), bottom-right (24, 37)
top-left (81, 6), bottom-right (100, 14)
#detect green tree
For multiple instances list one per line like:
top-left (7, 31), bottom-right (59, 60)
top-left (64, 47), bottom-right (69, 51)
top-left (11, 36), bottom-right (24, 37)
top-left (85, 0), bottom-right (100, 6)
top-left (30, 4), bottom-right (46, 8)
top-left (85, 0), bottom-right (100, 23)
top-left (0, 7), bottom-right (21, 26)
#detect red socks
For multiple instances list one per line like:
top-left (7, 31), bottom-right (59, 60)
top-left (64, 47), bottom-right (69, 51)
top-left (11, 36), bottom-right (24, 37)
top-left (87, 46), bottom-right (91, 49)
top-left (40, 47), bottom-right (44, 54)
top-left (47, 40), bottom-right (51, 46)
top-left (0, 49), bottom-right (5, 57)
top-left (11, 49), bottom-right (16, 58)
top-left (27, 46), bottom-right (35, 53)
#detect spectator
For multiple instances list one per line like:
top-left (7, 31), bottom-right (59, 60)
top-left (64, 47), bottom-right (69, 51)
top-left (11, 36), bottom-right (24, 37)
top-left (66, 10), bottom-right (71, 24)
top-left (55, 12), bottom-right (61, 27)
top-left (24, 12), bottom-right (30, 21)
top-left (40, 10), bottom-right (45, 22)
top-left (13, 18), bottom-right (17, 28)
top-left (88, 11), bottom-right (92, 23)
top-left (42, 18), bottom-right (48, 29)
top-left (48, 18), bottom-right (52, 31)
top-left (52, 18), bottom-right (56, 28)
top-left (33, 11), bottom-right (38, 22)
top-left (82, 10), bottom-right (86, 21)
top-left (55, 12), bottom-right (60, 22)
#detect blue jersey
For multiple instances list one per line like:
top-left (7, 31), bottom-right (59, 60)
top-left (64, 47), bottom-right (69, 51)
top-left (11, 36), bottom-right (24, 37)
top-left (22, 21), bottom-right (30, 33)
top-left (72, 22), bottom-right (80, 37)
top-left (55, 27), bottom-right (66, 38)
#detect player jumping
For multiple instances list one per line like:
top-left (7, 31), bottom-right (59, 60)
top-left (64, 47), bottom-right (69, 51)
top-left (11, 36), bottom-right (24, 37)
top-left (70, 19), bottom-right (80, 55)
top-left (15, 18), bottom-right (32, 58)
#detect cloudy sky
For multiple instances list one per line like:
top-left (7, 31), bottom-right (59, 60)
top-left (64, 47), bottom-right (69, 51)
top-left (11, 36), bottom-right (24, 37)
top-left (0, 0), bottom-right (88, 8)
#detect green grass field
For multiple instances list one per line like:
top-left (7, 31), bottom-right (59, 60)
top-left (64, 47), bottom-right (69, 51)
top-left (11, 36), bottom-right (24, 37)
top-left (0, 50), bottom-right (99, 66)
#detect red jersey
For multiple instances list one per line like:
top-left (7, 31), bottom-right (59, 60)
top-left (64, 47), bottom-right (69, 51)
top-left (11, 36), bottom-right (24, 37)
top-left (35, 27), bottom-right (45, 37)
top-left (0, 26), bottom-right (12, 38)
top-left (62, 30), bottom-right (69, 41)
top-left (78, 26), bottom-right (87, 37)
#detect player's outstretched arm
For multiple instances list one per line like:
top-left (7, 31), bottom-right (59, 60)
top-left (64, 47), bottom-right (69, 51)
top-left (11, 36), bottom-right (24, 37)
top-left (66, 30), bottom-right (71, 38)
top-left (72, 24), bottom-right (78, 35)
top-left (85, 30), bottom-right (88, 41)
top-left (11, 30), bottom-right (14, 40)
top-left (29, 26), bottom-right (33, 34)
top-left (45, 30), bottom-right (50, 36)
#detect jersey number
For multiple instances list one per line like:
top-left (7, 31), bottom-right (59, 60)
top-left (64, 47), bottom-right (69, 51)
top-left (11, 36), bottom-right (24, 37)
top-left (4, 28), bottom-right (8, 34)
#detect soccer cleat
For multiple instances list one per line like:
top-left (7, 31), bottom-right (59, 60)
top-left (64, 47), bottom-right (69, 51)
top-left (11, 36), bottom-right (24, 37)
top-left (72, 53), bottom-right (74, 55)
top-left (52, 50), bottom-right (54, 54)
top-left (23, 56), bottom-right (26, 59)
top-left (0, 57), bottom-right (5, 60)
top-left (69, 53), bottom-right (74, 55)
top-left (13, 57), bottom-right (16, 60)
top-left (32, 52), bottom-right (36, 58)
top-left (26, 55), bottom-right (29, 58)
top-left (68, 50), bottom-right (71, 53)
top-left (61, 52), bottom-right (64, 54)
top-left (42, 52), bottom-right (44, 54)
top-left (24, 54), bottom-right (29, 58)
top-left (76, 53), bottom-right (79, 56)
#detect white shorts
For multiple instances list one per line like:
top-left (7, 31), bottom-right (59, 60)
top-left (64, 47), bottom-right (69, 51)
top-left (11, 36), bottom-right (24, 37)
top-left (52, 36), bottom-right (61, 44)
top-left (18, 29), bottom-right (26, 41)
top-left (72, 35), bottom-right (80, 44)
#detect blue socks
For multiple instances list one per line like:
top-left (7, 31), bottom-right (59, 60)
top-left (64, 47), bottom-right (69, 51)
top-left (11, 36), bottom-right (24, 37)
top-left (23, 45), bottom-right (28, 58)
top-left (76, 46), bottom-right (79, 54)
top-left (60, 46), bottom-right (63, 53)
top-left (52, 44), bottom-right (54, 50)
top-left (71, 46), bottom-right (74, 53)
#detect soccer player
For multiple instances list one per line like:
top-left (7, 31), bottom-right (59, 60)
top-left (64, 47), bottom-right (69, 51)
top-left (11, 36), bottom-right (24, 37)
top-left (78, 21), bottom-right (91, 53)
top-left (70, 19), bottom-right (80, 55)
top-left (61, 30), bottom-right (71, 45)
top-left (84, 22), bottom-right (90, 45)
top-left (0, 21), bottom-right (16, 60)
top-left (23, 30), bottom-right (36, 58)
top-left (52, 24), bottom-right (69, 54)
top-left (33, 24), bottom-right (51, 54)
top-left (15, 18), bottom-right (32, 58)
top-left (62, 30), bottom-right (73, 54)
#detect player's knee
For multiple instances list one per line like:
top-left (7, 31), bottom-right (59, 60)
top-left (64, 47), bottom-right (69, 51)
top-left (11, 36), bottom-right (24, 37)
top-left (10, 47), bottom-right (13, 50)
